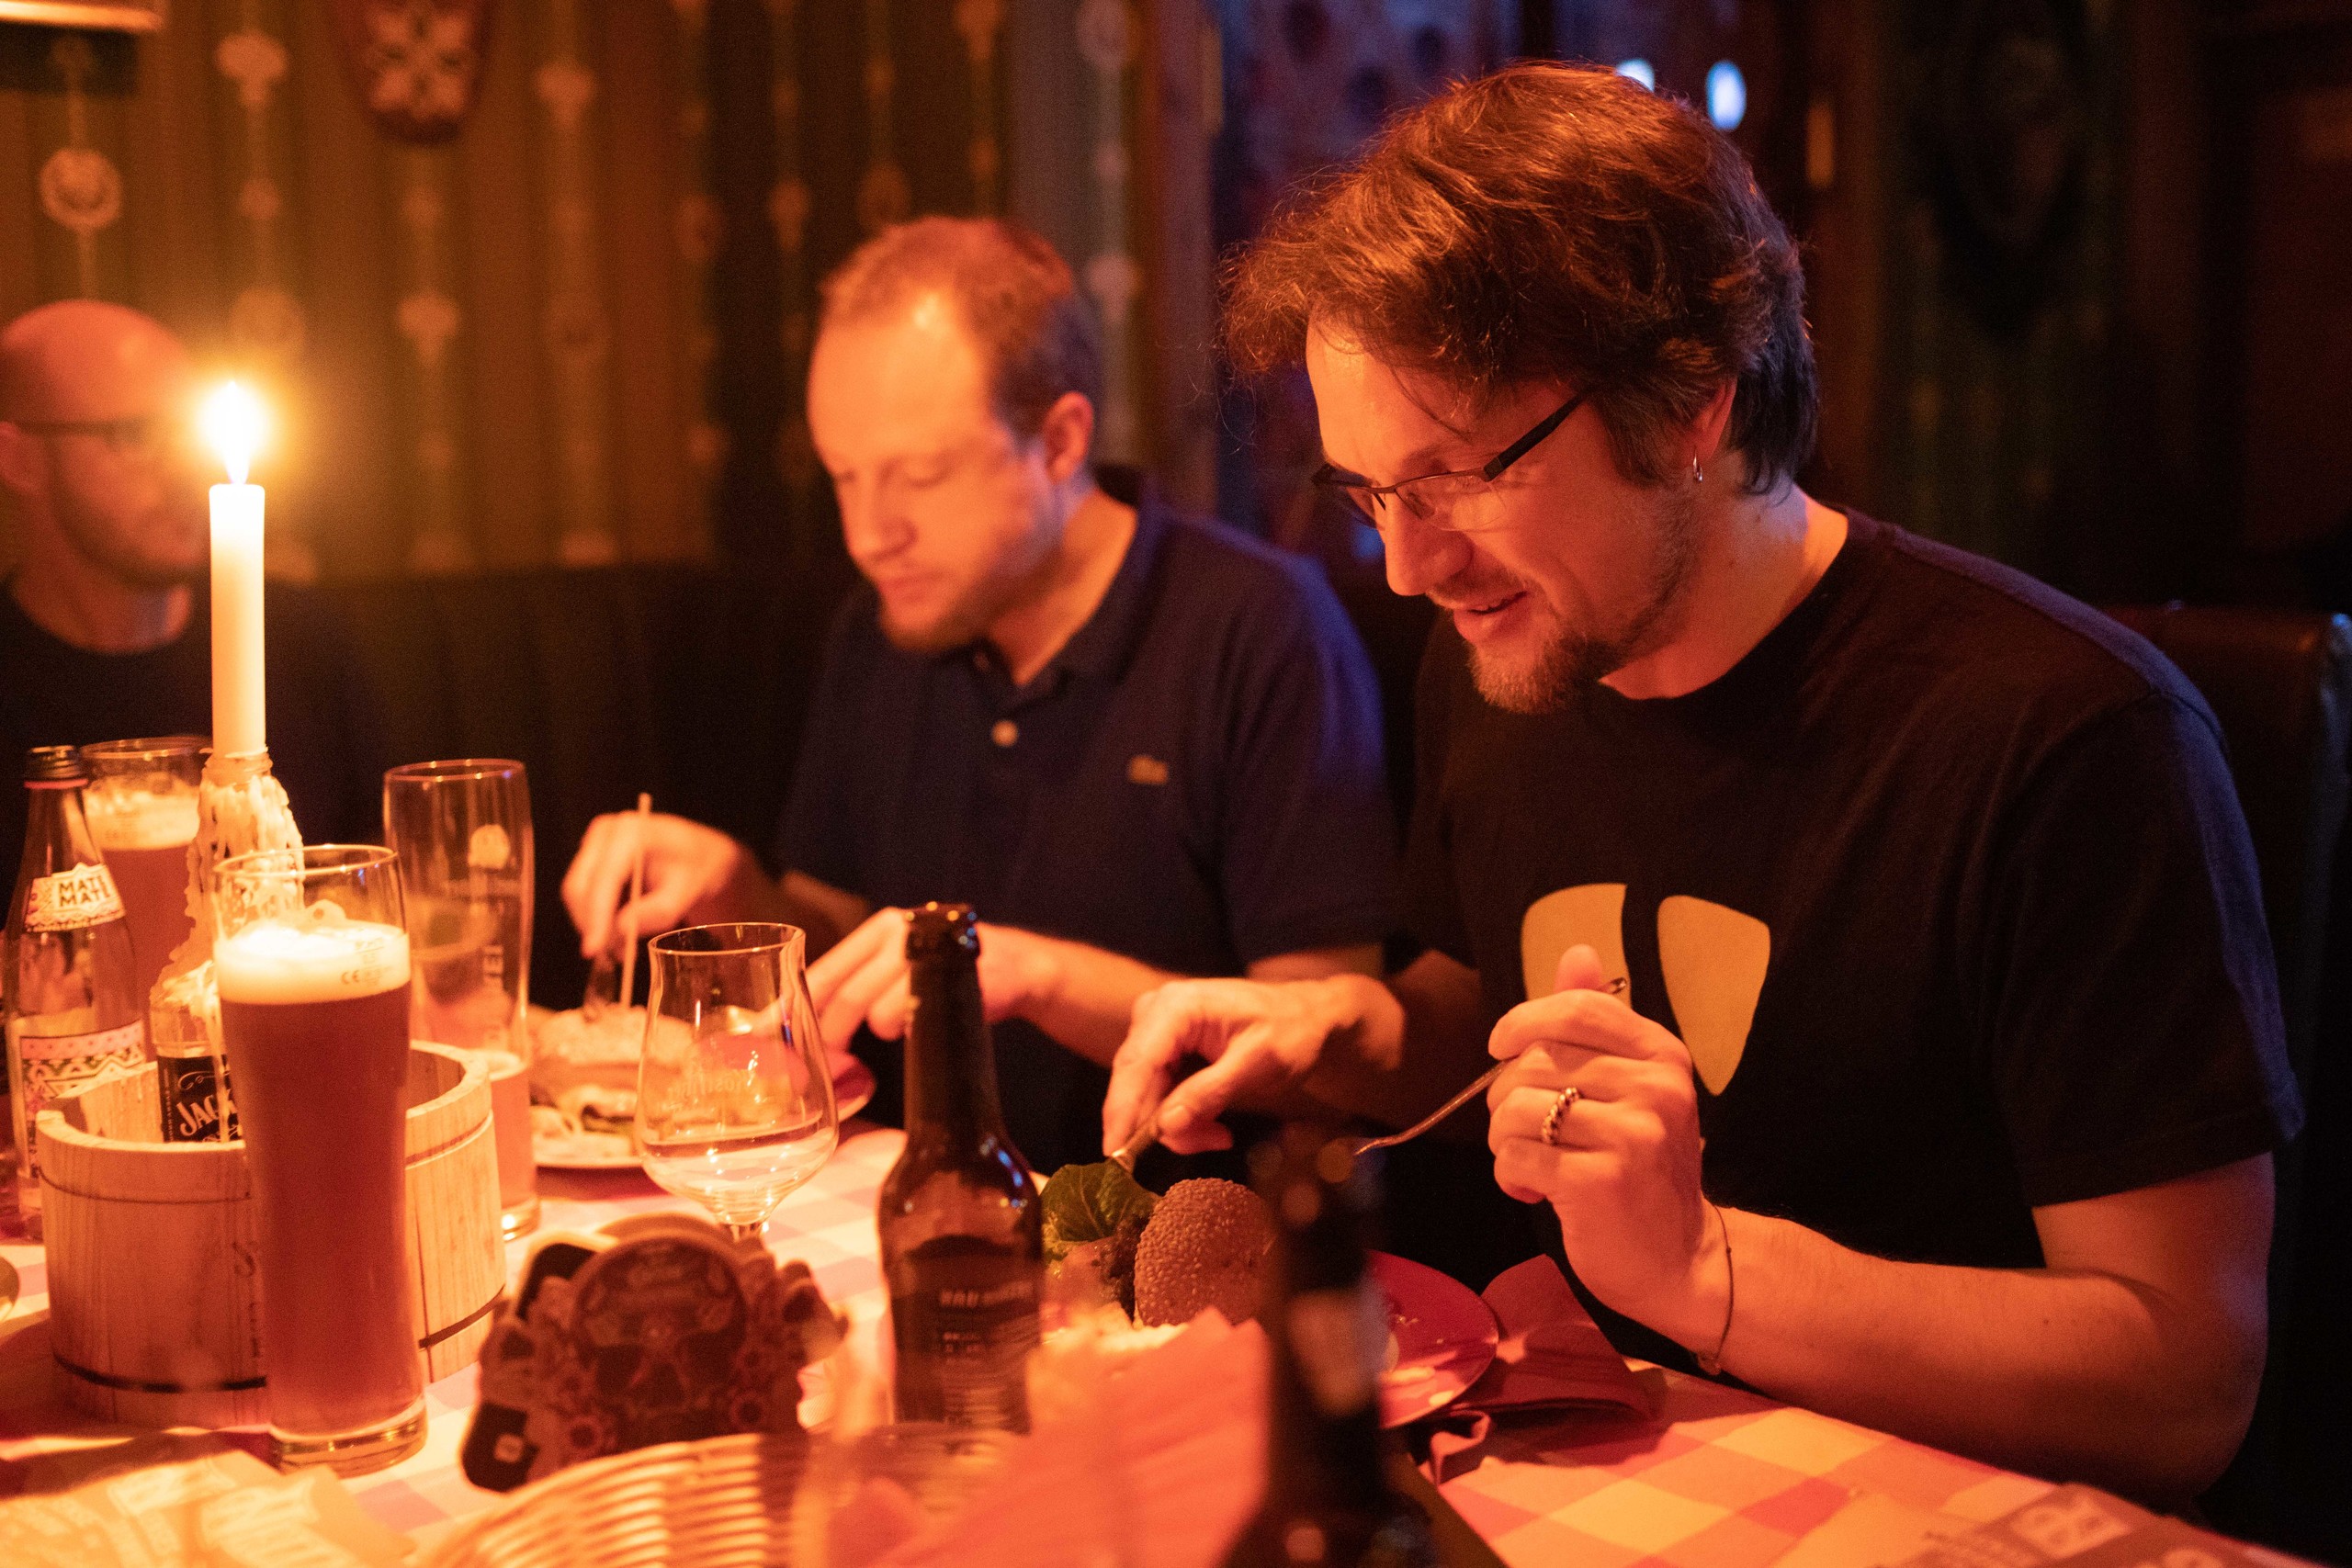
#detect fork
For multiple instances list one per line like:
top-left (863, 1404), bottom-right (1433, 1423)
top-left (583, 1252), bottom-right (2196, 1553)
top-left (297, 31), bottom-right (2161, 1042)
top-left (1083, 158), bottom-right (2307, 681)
top-left (1109, 975), bottom-right (1626, 1168)
top-left (582, 948), bottom-right (620, 1021)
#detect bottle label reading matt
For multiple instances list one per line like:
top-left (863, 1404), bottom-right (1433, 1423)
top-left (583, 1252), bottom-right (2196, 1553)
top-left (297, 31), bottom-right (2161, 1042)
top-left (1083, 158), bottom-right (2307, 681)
top-left (24, 863), bottom-right (125, 932)
top-left (890, 1236), bottom-right (1040, 1432)
top-left (10, 1021), bottom-right (145, 1178)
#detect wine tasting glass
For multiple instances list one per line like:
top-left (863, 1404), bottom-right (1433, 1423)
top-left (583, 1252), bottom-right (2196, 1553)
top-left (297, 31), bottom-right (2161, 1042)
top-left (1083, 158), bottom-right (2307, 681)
top-left (635, 923), bottom-right (839, 1245)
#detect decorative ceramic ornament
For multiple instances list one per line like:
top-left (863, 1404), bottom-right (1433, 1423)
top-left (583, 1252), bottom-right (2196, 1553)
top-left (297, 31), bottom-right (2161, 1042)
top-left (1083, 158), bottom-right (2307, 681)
top-left (334, 0), bottom-right (496, 144)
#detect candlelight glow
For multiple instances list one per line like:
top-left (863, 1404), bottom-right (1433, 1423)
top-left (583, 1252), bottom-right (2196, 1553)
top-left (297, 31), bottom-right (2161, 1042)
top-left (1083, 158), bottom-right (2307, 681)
top-left (200, 381), bottom-right (267, 486)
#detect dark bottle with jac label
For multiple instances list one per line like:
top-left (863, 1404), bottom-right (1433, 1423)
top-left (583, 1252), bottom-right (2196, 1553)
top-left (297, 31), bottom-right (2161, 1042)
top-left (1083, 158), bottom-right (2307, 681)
top-left (876, 902), bottom-right (1043, 1432)
top-left (5, 747), bottom-right (149, 1236)
top-left (1223, 1127), bottom-right (1438, 1568)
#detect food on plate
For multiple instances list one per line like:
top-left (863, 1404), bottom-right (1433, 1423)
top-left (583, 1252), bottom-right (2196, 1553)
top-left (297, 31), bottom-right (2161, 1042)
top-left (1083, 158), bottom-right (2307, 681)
top-left (1039, 1161), bottom-right (1276, 1327)
top-left (540, 1084), bottom-right (637, 1138)
top-left (1041, 1159), bottom-right (1159, 1314)
top-left (1132, 1177), bottom-right (1276, 1327)
top-left (530, 1004), bottom-right (647, 1102)
top-left (528, 1081), bottom-right (641, 1163)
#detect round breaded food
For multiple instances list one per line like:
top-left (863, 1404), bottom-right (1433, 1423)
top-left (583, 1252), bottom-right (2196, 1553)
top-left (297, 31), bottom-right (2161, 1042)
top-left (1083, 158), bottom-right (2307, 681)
top-left (1132, 1177), bottom-right (1276, 1326)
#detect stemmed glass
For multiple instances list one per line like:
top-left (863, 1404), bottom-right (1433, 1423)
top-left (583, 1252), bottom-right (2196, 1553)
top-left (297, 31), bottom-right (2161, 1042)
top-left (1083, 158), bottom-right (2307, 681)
top-left (634, 922), bottom-right (839, 1245)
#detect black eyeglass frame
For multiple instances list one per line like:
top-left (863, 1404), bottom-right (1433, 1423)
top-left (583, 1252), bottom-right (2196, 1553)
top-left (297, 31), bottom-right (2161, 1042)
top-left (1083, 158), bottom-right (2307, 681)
top-left (1309, 389), bottom-right (1589, 526)
top-left (7, 415), bottom-right (175, 456)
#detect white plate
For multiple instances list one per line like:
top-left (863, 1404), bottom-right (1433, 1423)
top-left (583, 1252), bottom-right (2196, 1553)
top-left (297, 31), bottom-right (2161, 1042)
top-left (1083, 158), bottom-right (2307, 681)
top-left (533, 1056), bottom-right (878, 1171)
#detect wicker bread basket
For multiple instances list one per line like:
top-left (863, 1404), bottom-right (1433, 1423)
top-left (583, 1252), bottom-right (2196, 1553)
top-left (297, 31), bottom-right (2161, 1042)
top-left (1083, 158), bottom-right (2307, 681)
top-left (425, 1427), bottom-right (1013, 1568)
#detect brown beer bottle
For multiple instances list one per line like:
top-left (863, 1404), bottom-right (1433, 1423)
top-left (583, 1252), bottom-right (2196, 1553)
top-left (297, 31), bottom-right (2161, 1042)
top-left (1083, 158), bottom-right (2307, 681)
top-left (876, 902), bottom-right (1042, 1431)
top-left (4, 747), bottom-right (148, 1238)
top-left (1223, 1127), bottom-right (1438, 1568)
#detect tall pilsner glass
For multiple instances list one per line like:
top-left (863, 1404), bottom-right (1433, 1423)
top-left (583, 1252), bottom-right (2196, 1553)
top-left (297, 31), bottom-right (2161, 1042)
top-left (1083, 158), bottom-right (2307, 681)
top-left (636, 923), bottom-right (838, 1246)
top-left (383, 760), bottom-right (537, 1239)
top-left (80, 736), bottom-right (204, 1010)
top-left (214, 844), bottom-right (424, 1475)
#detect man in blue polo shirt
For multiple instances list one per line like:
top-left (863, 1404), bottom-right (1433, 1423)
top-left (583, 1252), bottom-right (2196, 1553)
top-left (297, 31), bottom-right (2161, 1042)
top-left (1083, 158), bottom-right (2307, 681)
top-left (562, 217), bottom-right (1395, 1173)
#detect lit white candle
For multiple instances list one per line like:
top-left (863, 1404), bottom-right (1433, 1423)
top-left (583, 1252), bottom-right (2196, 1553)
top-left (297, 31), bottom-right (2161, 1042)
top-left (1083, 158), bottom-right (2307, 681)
top-left (201, 383), bottom-right (268, 758)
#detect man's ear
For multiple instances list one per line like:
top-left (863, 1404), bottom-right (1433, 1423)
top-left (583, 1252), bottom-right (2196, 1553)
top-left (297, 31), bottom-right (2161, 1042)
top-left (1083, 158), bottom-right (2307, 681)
top-left (0, 423), bottom-right (47, 499)
top-left (1035, 391), bottom-right (1096, 487)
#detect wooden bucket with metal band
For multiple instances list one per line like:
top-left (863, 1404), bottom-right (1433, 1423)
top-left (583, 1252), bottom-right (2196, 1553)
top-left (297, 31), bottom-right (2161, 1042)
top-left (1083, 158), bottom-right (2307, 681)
top-left (37, 1042), bottom-right (506, 1427)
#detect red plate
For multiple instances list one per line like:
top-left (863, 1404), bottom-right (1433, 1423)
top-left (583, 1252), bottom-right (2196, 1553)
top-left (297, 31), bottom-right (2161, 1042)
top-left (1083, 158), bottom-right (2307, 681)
top-left (832, 1055), bottom-right (876, 1121)
top-left (1372, 1250), bottom-right (1498, 1427)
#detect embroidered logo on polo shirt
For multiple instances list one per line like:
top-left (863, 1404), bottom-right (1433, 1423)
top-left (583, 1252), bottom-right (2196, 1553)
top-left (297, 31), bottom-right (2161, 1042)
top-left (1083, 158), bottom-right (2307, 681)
top-left (1520, 886), bottom-right (1770, 1096)
top-left (1126, 754), bottom-right (1170, 785)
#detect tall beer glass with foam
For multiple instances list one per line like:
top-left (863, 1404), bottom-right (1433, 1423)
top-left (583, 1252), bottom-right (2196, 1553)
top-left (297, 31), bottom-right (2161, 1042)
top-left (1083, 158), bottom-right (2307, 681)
top-left (80, 737), bottom-right (204, 1006)
top-left (214, 843), bottom-right (424, 1475)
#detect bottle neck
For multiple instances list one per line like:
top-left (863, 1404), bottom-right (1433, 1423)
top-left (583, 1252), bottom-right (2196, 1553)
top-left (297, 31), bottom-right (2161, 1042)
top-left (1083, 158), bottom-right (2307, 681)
top-left (17, 783), bottom-right (103, 883)
top-left (902, 942), bottom-right (1010, 1144)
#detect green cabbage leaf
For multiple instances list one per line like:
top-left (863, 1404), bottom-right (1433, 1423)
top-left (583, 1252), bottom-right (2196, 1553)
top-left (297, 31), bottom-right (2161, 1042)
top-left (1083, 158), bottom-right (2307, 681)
top-left (1040, 1159), bottom-right (1159, 1265)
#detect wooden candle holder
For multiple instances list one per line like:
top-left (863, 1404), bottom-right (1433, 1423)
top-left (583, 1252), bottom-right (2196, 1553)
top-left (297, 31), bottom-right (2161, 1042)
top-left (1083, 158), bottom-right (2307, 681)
top-left (35, 1042), bottom-right (506, 1428)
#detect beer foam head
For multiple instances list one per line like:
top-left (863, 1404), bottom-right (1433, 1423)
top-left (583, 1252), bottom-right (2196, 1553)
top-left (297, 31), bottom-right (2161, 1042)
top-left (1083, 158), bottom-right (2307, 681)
top-left (85, 788), bottom-right (199, 850)
top-left (215, 908), bottom-right (412, 1003)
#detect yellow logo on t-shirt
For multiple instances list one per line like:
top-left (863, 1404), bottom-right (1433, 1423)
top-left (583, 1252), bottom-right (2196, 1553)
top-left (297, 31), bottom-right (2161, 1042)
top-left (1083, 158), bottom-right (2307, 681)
top-left (1521, 886), bottom-right (1770, 1095)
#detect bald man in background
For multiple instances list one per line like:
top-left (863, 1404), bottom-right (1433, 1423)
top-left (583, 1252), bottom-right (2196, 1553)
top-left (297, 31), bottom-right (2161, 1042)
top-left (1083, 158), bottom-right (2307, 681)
top-left (0, 299), bottom-right (381, 873)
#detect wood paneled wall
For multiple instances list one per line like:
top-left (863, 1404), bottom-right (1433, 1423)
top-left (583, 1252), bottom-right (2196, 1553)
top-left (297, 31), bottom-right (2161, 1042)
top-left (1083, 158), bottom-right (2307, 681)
top-left (0, 1), bottom-right (1195, 581)
top-left (0, 5), bottom-right (711, 581)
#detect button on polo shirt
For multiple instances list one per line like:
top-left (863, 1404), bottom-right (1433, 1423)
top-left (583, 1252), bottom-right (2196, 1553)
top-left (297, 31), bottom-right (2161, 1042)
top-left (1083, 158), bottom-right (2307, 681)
top-left (780, 485), bottom-right (1399, 1171)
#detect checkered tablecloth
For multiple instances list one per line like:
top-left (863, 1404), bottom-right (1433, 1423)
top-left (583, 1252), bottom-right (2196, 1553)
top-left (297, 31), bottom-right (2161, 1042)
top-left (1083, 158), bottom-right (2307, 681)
top-left (0, 1122), bottom-right (2057, 1566)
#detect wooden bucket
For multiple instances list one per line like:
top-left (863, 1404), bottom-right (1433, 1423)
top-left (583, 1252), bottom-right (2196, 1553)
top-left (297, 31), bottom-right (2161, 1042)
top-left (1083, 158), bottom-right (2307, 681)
top-left (36, 1042), bottom-right (506, 1427)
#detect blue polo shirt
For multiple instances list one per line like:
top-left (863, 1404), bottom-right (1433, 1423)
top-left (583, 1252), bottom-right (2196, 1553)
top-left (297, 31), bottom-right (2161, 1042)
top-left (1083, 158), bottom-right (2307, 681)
top-left (778, 483), bottom-right (1398, 1171)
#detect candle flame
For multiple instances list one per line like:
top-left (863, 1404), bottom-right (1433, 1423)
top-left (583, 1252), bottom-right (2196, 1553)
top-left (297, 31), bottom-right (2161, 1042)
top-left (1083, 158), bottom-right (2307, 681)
top-left (200, 381), bottom-right (266, 486)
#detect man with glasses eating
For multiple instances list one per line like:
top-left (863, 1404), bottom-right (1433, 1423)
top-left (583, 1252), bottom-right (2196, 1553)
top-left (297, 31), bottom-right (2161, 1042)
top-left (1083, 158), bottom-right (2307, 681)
top-left (0, 299), bottom-right (381, 871)
top-left (1102, 63), bottom-right (2300, 1504)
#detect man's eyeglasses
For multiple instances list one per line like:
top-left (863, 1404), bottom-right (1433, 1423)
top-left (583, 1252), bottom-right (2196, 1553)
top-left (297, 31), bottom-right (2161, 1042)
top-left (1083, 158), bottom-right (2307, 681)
top-left (11, 416), bottom-right (177, 462)
top-left (1311, 389), bottom-right (1587, 533)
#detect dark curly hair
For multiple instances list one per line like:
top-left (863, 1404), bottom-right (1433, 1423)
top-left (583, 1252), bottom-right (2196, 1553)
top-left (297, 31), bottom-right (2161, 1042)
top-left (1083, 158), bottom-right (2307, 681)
top-left (1224, 61), bottom-right (1817, 494)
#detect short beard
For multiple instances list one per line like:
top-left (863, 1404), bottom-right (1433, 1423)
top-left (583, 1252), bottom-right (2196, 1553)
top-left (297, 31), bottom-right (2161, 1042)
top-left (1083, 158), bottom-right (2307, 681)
top-left (877, 597), bottom-right (991, 658)
top-left (54, 495), bottom-right (203, 592)
top-left (1467, 486), bottom-right (1703, 715)
top-left (874, 546), bottom-right (1057, 660)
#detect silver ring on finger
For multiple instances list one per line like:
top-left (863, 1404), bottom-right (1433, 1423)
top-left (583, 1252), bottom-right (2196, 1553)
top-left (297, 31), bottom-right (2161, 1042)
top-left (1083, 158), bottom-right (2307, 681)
top-left (1540, 1085), bottom-right (1582, 1147)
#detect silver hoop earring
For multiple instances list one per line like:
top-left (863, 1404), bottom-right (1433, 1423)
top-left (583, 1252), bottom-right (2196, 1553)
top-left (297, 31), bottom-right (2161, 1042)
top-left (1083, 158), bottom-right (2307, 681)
top-left (1690, 457), bottom-right (1705, 485)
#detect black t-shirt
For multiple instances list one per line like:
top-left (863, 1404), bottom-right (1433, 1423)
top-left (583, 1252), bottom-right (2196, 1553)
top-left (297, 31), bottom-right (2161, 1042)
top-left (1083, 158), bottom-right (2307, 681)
top-left (0, 581), bottom-right (388, 878)
top-left (1403, 511), bottom-right (2303, 1357)
top-left (781, 492), bottom-right (1399, 1173)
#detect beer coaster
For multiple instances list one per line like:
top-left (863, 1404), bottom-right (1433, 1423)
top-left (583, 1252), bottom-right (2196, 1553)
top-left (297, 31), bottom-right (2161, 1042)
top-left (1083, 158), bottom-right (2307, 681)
top-left (461, 1214), bottom-right (846, 1490)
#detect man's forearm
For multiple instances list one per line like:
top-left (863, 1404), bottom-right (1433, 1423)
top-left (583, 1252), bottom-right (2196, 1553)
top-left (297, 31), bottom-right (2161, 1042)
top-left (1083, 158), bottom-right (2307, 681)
top-left (1295, 954), bottom-right (1491, 1130)
top-left (1016, 935), bottom-right (1182, 1066)
top-left (692, 870), bottom-right (787, 934)
top-left (1032, 942), bottom-right (1387, 1072)
top-left (1679, 1208), bottom-right (2260, 1503)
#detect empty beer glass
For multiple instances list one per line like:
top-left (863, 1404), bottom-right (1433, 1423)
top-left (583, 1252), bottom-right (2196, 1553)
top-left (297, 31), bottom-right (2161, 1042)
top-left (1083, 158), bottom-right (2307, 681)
top-left (383, 759), bottom-right (537, 1239)
top-left (636, 923), bottom-right (838, 1245)
top-left (214, 844), bottom-right (424, 1475)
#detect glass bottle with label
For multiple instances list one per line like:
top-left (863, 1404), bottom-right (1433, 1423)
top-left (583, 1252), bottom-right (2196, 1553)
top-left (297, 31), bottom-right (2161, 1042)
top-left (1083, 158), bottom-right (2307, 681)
top-left (4, 746), bottom-right (149, 1237)
top-left (1222, 1127), bottom-right (1437, 1568)
top-left (876, 902), bottom-right (1043, 1432)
